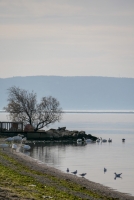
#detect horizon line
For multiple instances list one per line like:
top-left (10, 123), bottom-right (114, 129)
top-left (0, 75), bottom-right (134, 79)
top-left (1, 110), bottom-right (134, 114)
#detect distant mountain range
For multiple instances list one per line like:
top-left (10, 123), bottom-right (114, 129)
top-left (0, 76), bottom-right (134, 110)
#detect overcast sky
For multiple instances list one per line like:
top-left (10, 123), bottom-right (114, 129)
top-left (0, 0), bottom-right (134, 78)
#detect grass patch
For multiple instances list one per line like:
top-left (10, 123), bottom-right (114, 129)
top-left (0, 150), bottom-right (118, 200)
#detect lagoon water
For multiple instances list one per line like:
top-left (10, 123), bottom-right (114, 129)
top-left (1, 112), bottom-right (134, 196)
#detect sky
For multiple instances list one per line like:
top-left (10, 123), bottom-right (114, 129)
top-left (0, 0), bottom-right (134, 78)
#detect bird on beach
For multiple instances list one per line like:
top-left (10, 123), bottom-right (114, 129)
top-left (66, 168), bottom-right (69, 173)
top-left (21, 137), bottom-right (27, 143)
top-left (0, 143), bottom-right (9, 150)
top-left (5, 137), bottom-right (14, 143)
top-left (12, 143), bottom-right (17, 152)
top-left (12, 135), bottom-right (22, 143)
top-left (104, 168), bottom-right (107, 173)
top-left (71, 170), bottom-right (77, 175)
top-left (79, 173), bottom-right (86, 178)
top-left (22, 144), bottom-right (31, 151)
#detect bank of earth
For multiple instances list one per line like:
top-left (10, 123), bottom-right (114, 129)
top-left (0, 137), bottom-right (134, 200)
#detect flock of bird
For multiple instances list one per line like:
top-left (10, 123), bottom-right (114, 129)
top-left (66, 167), bottom-right (122, 179)
top-left (77, 137), bottom-right (126, 145)
top-left (96, 137), bottom-right (126, 143)
top-left (66, 168), bottom-right (87, 178)
top-left (0, 134), bottom-right (31, 152)
top-left (96, 137), bottom-right (112, 143)
top-left (77, 137), bottom-right (113, 144)
top-left (0, 135), bottom-right (124, 181)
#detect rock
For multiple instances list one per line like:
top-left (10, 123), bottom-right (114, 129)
top-left (46, 129), bottom-right (59, 134)
top-left (72, 130), bottom-right (79, 133)
top-left (49, 129), bottom-right (58, 133)
top-left (60, 131), bottom-right (72, 137)
top-left (79, 131), bottom-right (86, 135)
top-left (26, 126), bottom-right (98, 141)
top-left (58, 127), bottom-right (66, 131)
top-left (86, 134), bottom-right (98, 141)
top-left (51, 132), bottom-right (60, 138)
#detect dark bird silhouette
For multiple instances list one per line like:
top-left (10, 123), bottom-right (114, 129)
top-left (108, 138), bottom-right (112, 142)
top-left (104, 167), bottom-right (107, 173)
top-left (71, 170), bottom-right (77, 175)
top-left (79, 173), bottom-right (86, 178)
top-left (114, 172), bottom-right (122, 177)
top-left (66, 168), bottom-right (69, 173)
top-left (114, 173), bottom-right (122, 180)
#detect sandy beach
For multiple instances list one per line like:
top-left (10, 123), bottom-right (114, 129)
top-left (0, 137), bottom-right (134, 200)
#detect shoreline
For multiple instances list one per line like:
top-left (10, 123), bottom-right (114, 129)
top-left (0, 138), bottom-right (134, 199)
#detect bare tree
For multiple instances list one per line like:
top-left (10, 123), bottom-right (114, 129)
top-left (4, 86), bottom-right (62, 131)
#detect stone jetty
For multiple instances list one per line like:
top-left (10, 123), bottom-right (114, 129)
top-left (26, 127), bottom-right (98, 141)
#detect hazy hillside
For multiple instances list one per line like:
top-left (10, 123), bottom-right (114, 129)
top-left (0, 76), bottom-right (134, 110)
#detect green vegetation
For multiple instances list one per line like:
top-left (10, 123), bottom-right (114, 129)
top-left (0, 151), bottom-right (118, 200)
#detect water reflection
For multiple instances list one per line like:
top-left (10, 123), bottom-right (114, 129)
top-left (114, 176), bottom-right (122, 180)
top-left (27, 135), bottom-right (134, 196)
top-left (29, 142), bottom-right (84, 166)
top-left (2, 112), bottom-right (134, 196)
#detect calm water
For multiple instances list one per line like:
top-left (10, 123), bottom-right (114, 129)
top-left (1, 112), bottom-right (134, 196)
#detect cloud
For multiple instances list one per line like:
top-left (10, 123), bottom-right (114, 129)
top-left (0, 0), bottom-right (134, 22)
top-left (0, 22), bottom-right (134, 40)
top-left (0, 1), bottom-right (83, 19)
top-left (0, 0), bottom-right (134, 78)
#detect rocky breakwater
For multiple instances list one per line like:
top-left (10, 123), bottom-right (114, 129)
top-left (27, 127), bottom-right (98, 141)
